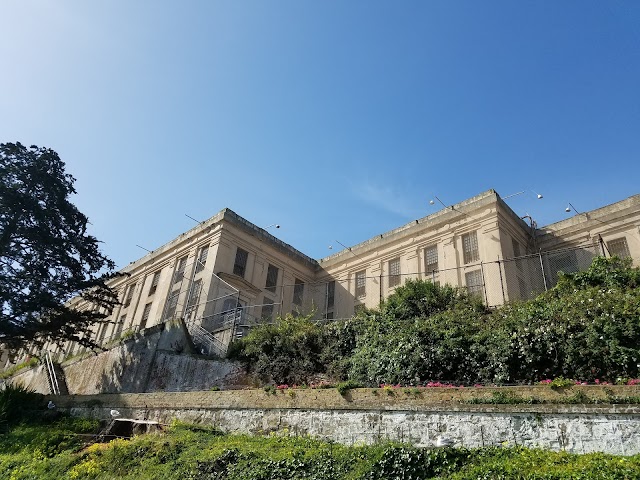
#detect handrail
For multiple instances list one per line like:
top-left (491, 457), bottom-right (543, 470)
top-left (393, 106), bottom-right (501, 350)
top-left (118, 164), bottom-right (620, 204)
top-left (44, 351), bottom-right (60, 395)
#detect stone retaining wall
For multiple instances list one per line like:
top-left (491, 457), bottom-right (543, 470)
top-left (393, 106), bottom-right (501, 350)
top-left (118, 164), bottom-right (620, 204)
top-left (54, 387), bottom-right (640, 456)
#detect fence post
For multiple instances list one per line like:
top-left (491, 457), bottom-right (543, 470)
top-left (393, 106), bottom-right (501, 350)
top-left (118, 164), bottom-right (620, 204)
top-left (539, 251), bottom-right (548, 291)
top-left (480, 261), bottom-right (489, 305)
top-left (497, 259), bottom-right (506, 304)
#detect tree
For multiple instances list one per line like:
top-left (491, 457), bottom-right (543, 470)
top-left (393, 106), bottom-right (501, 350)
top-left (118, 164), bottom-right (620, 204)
top-left (0, 142), bottom-right (119, 354)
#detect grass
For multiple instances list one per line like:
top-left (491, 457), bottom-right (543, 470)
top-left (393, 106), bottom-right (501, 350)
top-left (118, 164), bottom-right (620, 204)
top-left (1, 417), bottom-right (639, 479)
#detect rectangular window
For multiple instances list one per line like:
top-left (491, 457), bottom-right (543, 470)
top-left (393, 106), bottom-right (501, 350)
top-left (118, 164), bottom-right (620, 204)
top-left (388, 258), bottom-right (401, 287)
top-left (512, 238), bottom-right (521, 258)
top-left (187, 279), bottom-right (202, 310)
top-left (233, 248), bottom-right (249, 277)
top-left (424, 245), bottom-right (438, 274)
top-left (140, 303), bottom-right (152, 330)
top-left (164, 290), bottom-right (180, 320)
top-left (465, 269), bottom-right (483, 297)
top-left (293, 278), bottom-right (304, 306)
top-left (148, 271), bottom-right (161, 295)
top-left (355, 270), bottom-right (366, 298)
top-left (261, 297), bottom-right (274, 321)
top-left (173, 256), bottom-right (187, 284)
top-left (195, 245), bottom-right (209, 273)
top-left (354, 304), bottom-right (366, 315)
top-left (265, 264), bottom-right (279, 293)
top-left (97, 323), bottom-right (108, 346)
top-left (325, 312), bottom-right (334, 320)
top-left (115, 314), bottom-right (126, 338)
top-left (326, 280), bottom-right (335, 310)
top-left (607, 237), bottom-right (631, 259)
top-left (123, 283), bottom-right (136, 308)
top-left (462, 231), bottom-right (480, 264)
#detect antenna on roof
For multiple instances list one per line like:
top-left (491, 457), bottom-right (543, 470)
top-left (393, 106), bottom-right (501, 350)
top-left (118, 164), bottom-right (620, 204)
top-left (136, 245), bottom-right (152, 253)
top-left (185, 214), bottom-right (202, 224)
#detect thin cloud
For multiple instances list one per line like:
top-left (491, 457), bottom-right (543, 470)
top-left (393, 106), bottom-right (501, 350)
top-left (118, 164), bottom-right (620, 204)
top-left (353, 181), bottom-right (425, 218)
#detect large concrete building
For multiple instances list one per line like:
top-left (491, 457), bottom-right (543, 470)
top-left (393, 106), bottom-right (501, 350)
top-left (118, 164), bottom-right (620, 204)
top-left (53, 189), bottom-right (640, 360)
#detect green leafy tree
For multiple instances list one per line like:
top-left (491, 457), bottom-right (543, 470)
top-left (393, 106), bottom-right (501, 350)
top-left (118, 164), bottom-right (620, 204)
top-left (0, 142), bottom-right (118, 353)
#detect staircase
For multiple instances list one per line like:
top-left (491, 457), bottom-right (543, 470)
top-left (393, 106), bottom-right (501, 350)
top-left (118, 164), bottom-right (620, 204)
top-left (185, 321), bottom-right (228, 357)
top-left (44, 351), bottom-right (69, 395)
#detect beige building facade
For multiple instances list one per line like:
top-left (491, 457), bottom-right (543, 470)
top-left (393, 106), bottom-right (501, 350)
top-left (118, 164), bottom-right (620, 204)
top-left (48, 189), bottom-right (640, 359)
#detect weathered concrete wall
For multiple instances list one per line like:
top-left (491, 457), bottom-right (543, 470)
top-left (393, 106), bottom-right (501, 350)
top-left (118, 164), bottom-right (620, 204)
top-left (54, 388), bottom-right (640, 456)
top-left (10, 322), bottom-right (245, 395)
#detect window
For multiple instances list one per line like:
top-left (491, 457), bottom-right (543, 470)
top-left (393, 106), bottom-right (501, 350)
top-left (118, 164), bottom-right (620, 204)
top-left (324, 312), bottom-right (334, 320)
top-left (164, 290), bottom-right (179, 320)
top-left (115, 314), bottom-right (126, 338)
top-left (187, 279), bottom-right (202, 311)
top-left (465, 269), bottom-right (483, 297)
top-left (512, 238), bottom-right (521, 258)
top-left (195, 245), bottom-right (209, 273)
top-left (140, 303), bottom-right (152, 330)
top-left (293, 278), bottom-right (304, 306)
top-left (354, 304), bottom-right (366, 315)
top-left (265, 264), bottom-right (279, 293)
top-left (607, 237), bottom-right (631, 259)
top-left (233, 248), bottom-right (249, 277)
top-left (123, 283), bottom-right (136, 308)
top-left (355, 270), bottom-right (366, 298)
top-left (97, 323), bottom-right (108, 346)
top-left (261, 297), bottom-right (274, 321)
top-left (424, 246), bottom-right (438, 274)
top-left (462, 231), bottom-right (480, 264)
top-left (388, 258), bottom-right (401, 287)
top-left (326, 280), bottom-right (335, 310)
top-left (173, 256), bottom-right (187, 284)
top-left (148, 271), bottom-right (161, 295)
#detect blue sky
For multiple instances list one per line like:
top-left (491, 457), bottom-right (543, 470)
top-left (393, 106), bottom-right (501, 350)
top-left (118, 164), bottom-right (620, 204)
top-left (2, 1), bottom-right (639, 268)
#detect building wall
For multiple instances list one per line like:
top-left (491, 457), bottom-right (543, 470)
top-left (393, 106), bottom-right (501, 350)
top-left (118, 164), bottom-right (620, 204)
top-left (35, 190), bottom-right (640, 362)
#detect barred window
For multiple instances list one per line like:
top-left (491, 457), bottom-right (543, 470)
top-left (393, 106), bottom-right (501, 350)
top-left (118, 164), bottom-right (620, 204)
top-left (388, 258), bottom-right (401, 287)
top-left (187, 279), bottom-right (202, 310)
top-left (293, 278), bottom-right (304, 306)
top-left (512, 238), bottom-right (521, 258)
top-left (148, 271), bottom-right (161, 295)
top-left (327, 280), bottom-right (335, 310)
top-left (164, 290), bottom-right (179, 320)
top-left (424, 246), bottom-right (438, 274)
top-left (462, 231), bottom-right (480, 264)
top-left (607, 237), bottom-right (631, 259)
top-left (195, 245), bottom-right (209, 273)
top-left (233, 248), bottom-right (249, 277)
top-left (265, 264), bottom-right (279, 293)
top-left (123, 283), bottom-right (136, 308)
top-left (173, 256), bottom-right (187, 284)
top-left (115, 314), bottom-right (126, 338)
top-left (355, 270), bottom-right (366, 298)
top-left (465, 269), bottom-right (483, 297)
top-left (261, 297), bottom-right (274, 321)
top-left (140, 303), bottom-right (152, 330)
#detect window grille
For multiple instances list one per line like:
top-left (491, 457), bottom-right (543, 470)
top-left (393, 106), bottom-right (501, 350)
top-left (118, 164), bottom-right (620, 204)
top-left (233, 248), bottom-right (249, 277)
top-left (293, 279), bottom-right (304, 306)
top-left (607, 237), bottom-right (631, 259)
top-left (173, 257), bottom-right (187, 284)
top-left (261, 297), bottom-right (274, 321)
top-left (265, 264), bottom-right (279, 292)
top-left (424, 246), bottom-right (438, 274)
top-left (123, 283), bottom-right (136, 308)
top-left (164, 290), bottom-right (179, 320)
top-left (326, 280), bottom-right (335, 310)
top-left (462, 231), bottom-right (480, 264)
top-left (140, 303), bottom-right (152, 330)
top-left (465, 269), bottom-right (483, 297)
top-left (355, 270), bottom-right (366, 298)
top-left (388, 258), bottom-right (401, 287)
top-left (149, 271), bottom-right (161, 295)
top-left (195, 245), bottom-right (209, 273)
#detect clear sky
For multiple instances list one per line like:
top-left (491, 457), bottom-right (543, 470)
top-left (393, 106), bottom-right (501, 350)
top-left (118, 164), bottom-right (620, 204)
top-left (2, 1), bottom-right (639, 268)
